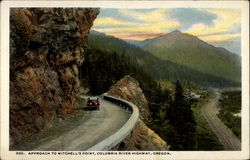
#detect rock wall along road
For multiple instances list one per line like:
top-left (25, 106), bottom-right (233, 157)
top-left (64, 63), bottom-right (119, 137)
top-left (10, 8), bottom-right (99, 145)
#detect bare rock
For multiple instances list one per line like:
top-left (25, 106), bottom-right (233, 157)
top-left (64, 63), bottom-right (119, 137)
top-left (10, 8), bottom-right (99, 145)
top-left (107, 76), bottom-right (169, 150)
top-left (107, 75), bottom-right (150, 121)
top-left (121, 120), bottom-right (169, 151)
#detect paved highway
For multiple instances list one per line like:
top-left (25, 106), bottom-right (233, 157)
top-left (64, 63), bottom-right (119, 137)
top-left (201, 92), bottom-right (241, 150)
top-left (32, 99), bottom-right (130, 151)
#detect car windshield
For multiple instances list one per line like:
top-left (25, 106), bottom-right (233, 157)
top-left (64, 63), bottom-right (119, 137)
top-left (89, 97), bottom-right (98, 100)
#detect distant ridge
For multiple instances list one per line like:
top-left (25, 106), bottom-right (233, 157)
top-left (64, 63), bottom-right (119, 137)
top-left (87, 30), bottom-right (241, 88)
top-left (142, 30), bottom-right (241, 83)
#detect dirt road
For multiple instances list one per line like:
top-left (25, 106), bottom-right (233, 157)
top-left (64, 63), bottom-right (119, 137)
top-left (19, 99), bottom-right (130, 151)
top-left (201, 92), bottom-right (241, 150)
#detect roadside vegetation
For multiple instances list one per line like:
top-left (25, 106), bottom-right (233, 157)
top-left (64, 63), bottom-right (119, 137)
top-left (192, 93), bottom-right (224, 150)
top-left (218, 91), bottom-right (241, 139)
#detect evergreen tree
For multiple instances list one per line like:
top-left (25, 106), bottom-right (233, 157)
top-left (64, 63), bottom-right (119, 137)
top-left (167, 80), bottom-right (197, 150)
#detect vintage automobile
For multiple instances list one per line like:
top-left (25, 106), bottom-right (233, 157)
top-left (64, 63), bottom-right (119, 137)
top-left (87, 97), bottom-right (100, 110)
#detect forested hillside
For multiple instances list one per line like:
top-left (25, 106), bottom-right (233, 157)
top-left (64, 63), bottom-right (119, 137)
top-left (87, 30), bottom-right (240, 88)
top-left (143, 30), bottom-right (241, 83)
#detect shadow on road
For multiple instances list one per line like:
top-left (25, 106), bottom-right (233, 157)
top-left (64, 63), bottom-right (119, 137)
top-left (74, 107), bottom-right (100, 111)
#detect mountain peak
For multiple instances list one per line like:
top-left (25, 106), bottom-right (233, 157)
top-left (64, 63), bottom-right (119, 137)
top-left (170, 30), bottom-right (182, 34)
top-left (90, 30), bottom-right (106, 36)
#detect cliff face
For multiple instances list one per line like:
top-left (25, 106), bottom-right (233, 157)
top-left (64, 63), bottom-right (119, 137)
top-left (107, 75), bottom-right (169, 150)
top-left (10, 8), bottom-right (99, 144)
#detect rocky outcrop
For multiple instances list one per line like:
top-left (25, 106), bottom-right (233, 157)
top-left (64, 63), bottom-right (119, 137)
top-left (121, 120), bottom-right (169, 150)
top-left (107, 75), bottom-right (169, 150)
top-left (10, 8), bottom-right (99, 144)
top-left (107, 75), bottom-right (150, 122)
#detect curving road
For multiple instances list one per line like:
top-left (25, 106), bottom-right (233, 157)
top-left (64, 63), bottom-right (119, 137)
top-left (201, 92), bottom-right (241, 150)
top-left (30, 99), bottom-right (130, 151)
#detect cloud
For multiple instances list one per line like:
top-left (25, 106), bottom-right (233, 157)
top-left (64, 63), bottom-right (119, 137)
top-left (93, 17), bottom-right (139, 28)
top-left (94, 20), bottom-right (180, 34)
top-left (97, 8), bottom-right (143, 23)
top-left (118, 9), bottom-right (169, 23)
top-left (129, 8), bottom-right (158, 13)
top-left (168, 8), bottom-right (217, 29)
top-left (92, 8), bottom-right (241, 48)
top-left (93, 8), bottom-right (181, 39)
top-left (107, 33), bottom-right (164, 41)
top-left (200, 33), bottom-right (240, 42)
top-left (185, 9), bottom-right (241, 36)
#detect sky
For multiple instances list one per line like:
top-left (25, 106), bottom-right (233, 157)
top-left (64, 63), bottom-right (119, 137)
top-left (92, 8), bottom-right (241, 55)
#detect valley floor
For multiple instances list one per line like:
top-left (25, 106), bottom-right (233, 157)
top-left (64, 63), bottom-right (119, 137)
top-left (201, 92), bottom-right (241, 150)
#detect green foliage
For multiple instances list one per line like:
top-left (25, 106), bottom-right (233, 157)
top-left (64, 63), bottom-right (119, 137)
top-left (150, 81), bottom-right (200, 150)
top-left (166, 81), bottom-right (197, 150)
top-left (147, 83), bottom-right (170, 118)
top-left (193, 98), bottom-right (224, 150)
top-left (218, 91), bottom-right (241, 139)
top-left (220, 91), bottom-right (241, 113)
top-left (218, 112), bottom-right (241, 138)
